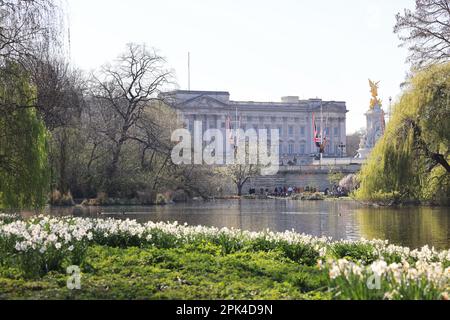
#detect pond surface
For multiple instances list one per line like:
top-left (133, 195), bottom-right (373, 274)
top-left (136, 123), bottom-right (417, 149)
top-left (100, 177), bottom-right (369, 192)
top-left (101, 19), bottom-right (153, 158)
top-left (45, 200), bottom-right (449, 250)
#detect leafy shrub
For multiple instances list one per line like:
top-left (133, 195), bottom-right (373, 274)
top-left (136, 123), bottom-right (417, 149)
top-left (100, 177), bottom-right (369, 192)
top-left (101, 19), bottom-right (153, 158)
top-left (278, 242), bottom-right (320, 266)
top-left (289, 266), bottom-right (329, 293)
top-left (210, 232), bottom-right (245, 255)
top-left (147, 229), bottom-right (180, 249)
top-left (331, 243), bottom-right (377, 264)
top-left (247, 236), bottom-right (279, 253)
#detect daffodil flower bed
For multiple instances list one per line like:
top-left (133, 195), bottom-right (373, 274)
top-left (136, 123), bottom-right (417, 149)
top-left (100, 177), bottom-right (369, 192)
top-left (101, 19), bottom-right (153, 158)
top-left (0, 214), bottom-right (448, 300)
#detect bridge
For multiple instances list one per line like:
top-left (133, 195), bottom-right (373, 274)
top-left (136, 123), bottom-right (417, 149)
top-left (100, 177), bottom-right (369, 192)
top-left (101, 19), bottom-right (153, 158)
top-left (247, 158), bottom-right (364, 192)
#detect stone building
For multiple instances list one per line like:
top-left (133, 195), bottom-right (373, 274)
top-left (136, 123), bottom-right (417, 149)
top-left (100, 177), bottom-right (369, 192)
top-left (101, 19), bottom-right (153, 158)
top-left (165, 90), bottom-right (348, 165)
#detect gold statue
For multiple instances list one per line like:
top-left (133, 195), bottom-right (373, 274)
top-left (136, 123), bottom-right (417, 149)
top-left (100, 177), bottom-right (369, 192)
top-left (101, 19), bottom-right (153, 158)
top-left (369, 79), bottom-right (381, 109)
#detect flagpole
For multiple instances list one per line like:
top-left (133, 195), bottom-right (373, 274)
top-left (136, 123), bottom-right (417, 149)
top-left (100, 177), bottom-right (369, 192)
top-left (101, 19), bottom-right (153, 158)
top-left (320, 101), bottom-right (323, 164)
top-left (188, 52), bottom-right (191, 91)
top-left (235, 105), bottom-right (239, 156)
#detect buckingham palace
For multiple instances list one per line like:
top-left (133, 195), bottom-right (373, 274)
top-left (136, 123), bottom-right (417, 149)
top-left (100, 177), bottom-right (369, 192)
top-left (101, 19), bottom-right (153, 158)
top-left (165, 90), bottom-right (348, 165)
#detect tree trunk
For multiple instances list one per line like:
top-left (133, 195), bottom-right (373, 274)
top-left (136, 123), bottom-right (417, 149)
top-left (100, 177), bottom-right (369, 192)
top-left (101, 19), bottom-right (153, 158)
top-left (432, 153), bottom-right (450, 173)
top-left (58, 130), bottom-right (68, 194)
top-left (105, 140), bottom-right (124, 195)
top-left (407, 119), bottom-right (450, 173)
top-left (237, 184), bottom-right (243, 197)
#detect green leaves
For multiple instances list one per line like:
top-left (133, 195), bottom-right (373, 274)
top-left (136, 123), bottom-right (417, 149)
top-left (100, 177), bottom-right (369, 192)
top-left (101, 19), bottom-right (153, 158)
top-left (356, 63), bottom-right (450, 205)
top-left (0, 62), bottom-right (49, 210)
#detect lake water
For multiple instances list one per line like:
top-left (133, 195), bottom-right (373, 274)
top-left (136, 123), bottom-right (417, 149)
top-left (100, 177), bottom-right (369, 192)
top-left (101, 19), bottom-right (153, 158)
top-left (46, 200), bottom-right (449, 250)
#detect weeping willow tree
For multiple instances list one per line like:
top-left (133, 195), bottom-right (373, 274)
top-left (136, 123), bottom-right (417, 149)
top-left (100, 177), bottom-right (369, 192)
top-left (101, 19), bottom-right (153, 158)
top-left (356, 63), bottom-right (450, 205)
top-left (0, 63), bottom-right (49, 209)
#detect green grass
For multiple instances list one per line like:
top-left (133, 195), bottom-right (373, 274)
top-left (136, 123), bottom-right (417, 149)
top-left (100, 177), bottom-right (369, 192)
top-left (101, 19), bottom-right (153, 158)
top-left (0, 244), bottom-right (331, 300)
top-left (1, 216), bottom-right (446, 300)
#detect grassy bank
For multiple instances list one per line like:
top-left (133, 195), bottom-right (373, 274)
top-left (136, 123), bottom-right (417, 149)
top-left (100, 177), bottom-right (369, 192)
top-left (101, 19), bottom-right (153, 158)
top-left (0, 214), bottom-right (448, 300)
top-left (0, 245), bottom-right (330, 300)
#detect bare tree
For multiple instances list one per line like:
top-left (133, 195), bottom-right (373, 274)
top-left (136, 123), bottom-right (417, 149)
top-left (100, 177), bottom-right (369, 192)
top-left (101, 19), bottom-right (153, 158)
top-left (29, 57), bottom-right (85, 130)
top-left (0, 0), bottom-right (67, 117)
top-left (346, 130), bottom-right (364, 158)
top-left (394, 0), bottom-right (450, 67)
top-left (0, 0), bottom-right (61, 64)
top-left (89, 43), bottom-right (172, 195)
top-left (217, 164), bottom-right (259, 197)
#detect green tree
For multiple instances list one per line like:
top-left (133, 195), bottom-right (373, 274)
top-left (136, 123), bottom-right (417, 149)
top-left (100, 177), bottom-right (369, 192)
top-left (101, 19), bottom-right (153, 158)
top-left (355, 63), bottom-right (450, 205)
top-left (0, 63), bottom-right (49, 209)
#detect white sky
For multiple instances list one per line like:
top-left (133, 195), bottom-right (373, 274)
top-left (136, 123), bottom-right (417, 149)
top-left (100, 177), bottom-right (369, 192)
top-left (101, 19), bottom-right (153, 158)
top-left (66, 0), bottom-right (415, 134)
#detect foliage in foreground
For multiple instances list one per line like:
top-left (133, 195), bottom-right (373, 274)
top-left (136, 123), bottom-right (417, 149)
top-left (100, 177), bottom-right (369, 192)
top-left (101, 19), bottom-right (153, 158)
top-left (356, 63), bottom-right (450, 205)
top-left (0, 214), bottom-right (448, 300)
top-left (0, 245), bottom-right (330, 300)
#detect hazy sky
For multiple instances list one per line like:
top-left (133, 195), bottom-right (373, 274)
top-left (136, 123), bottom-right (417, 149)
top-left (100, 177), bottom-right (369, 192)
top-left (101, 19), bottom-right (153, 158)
top-left (66, 0), bottom-right (415, 134)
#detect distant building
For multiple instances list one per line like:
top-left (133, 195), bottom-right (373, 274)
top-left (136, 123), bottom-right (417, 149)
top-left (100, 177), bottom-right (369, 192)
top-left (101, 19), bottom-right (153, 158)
top-left (164, 90), bottom-right (348, 164)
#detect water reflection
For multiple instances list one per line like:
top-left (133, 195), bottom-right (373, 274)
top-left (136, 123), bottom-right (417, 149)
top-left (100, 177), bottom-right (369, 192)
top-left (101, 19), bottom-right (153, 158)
top-left (45, 200), bottom-right (449, 250)
top-left (355, 206), bottom-right (449, 250)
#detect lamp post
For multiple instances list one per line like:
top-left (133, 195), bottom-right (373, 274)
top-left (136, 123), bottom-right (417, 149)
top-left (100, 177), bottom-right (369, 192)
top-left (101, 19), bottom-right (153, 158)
top-left (338, 143), bottom-right (346, 159)
top-left (389, 96), bottom-right (392, 123)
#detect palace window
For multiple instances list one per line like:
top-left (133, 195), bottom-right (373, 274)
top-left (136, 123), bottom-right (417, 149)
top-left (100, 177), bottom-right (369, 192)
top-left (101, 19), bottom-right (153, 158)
top-left (288, 144), bottom-right (294, 155)
top-left (300, 144), bottom-right (306, 155)
top-left (334, 127), bottom-right (339, 136)
top-left (300, 126), bottom-right (305, 136)
top-left (335, 145), bottom-right (340, 155)
top-left (288, 126), bottom-right (294, 136)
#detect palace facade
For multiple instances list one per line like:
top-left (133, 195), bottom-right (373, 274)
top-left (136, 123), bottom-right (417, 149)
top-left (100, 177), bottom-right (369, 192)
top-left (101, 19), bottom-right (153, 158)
top-left (165, 90), bottom-right (348, 165)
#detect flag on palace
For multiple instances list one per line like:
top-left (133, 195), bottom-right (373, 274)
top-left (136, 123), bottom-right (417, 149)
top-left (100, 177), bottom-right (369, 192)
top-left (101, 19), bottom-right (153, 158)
top-left (226, 116), bottom-right (234, 145)
top-left (313, 113), bottom-right (321, 148)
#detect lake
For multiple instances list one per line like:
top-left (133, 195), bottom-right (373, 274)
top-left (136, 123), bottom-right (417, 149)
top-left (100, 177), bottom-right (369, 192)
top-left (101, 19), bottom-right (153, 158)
top-left (45, 200), bottom-right (449, 250)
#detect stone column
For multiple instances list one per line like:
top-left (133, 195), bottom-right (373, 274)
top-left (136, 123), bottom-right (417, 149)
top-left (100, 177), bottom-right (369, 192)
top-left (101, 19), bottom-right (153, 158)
top-left (308, 114), bottom-right (314, 155)
top-left (340, 117), bottom-right (346, 156)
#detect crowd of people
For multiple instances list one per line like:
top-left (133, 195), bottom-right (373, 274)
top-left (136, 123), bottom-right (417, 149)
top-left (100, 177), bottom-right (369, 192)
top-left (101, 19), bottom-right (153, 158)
top-left (248, 184), bottom-right (349, 198)
top-left (249, 186), bottom-right (320, 198)
top-left (327, 185), bottom-right (348, 197)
